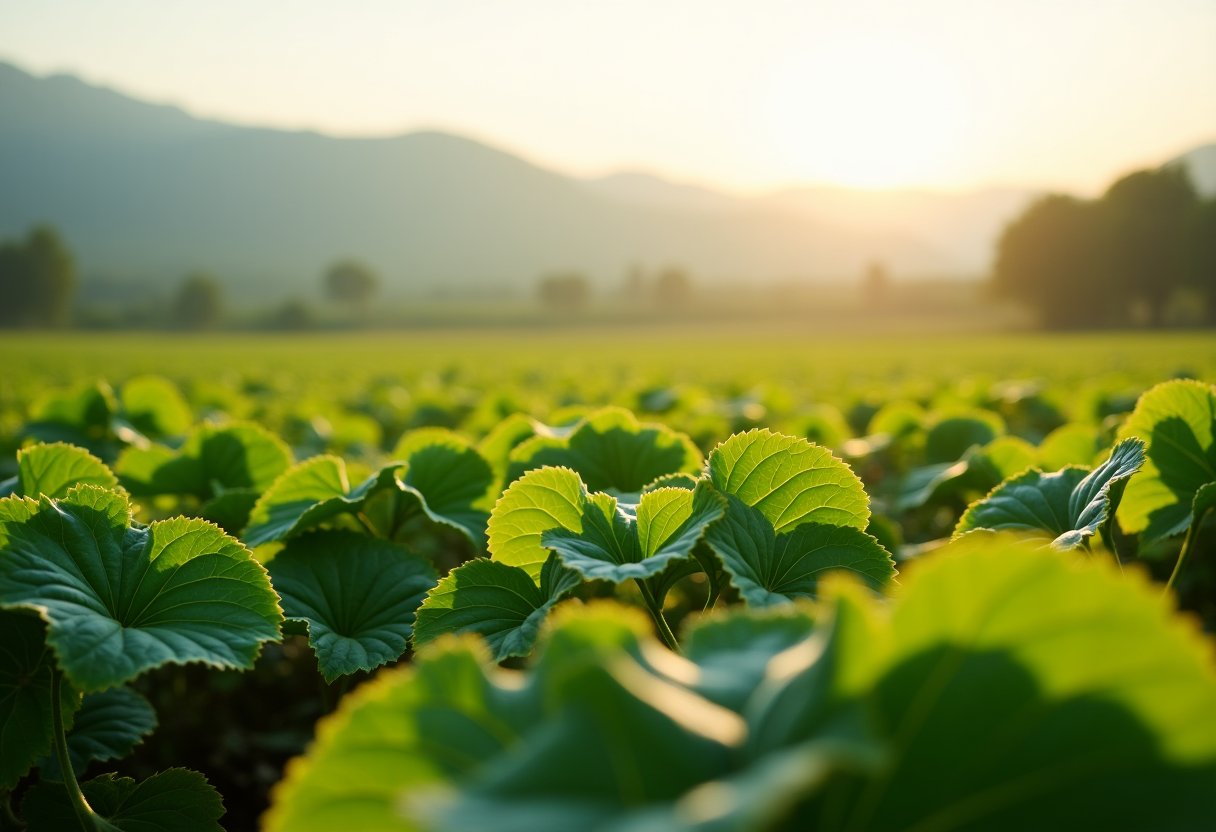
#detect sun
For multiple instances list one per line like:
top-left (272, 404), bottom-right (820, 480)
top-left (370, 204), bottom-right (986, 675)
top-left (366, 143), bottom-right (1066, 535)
top-left (760, 37), bottom-right (968, 189)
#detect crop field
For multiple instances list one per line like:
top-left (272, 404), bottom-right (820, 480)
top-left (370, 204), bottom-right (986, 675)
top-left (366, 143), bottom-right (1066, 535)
top-left (3, 328), bottom-right (1216, 832)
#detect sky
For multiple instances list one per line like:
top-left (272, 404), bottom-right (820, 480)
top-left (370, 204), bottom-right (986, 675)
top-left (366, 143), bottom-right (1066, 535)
top-left (1, 0), bottom-right (1214, 194)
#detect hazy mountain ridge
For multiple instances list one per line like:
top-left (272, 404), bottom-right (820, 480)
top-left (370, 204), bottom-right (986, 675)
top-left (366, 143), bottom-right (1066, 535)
top-left (4, 60), bottom-right (1202, 299)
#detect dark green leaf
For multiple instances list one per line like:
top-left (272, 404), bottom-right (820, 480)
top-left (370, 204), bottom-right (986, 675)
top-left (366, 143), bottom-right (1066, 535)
top-left (0, 609), bottom-right (80, 789)
top-left (0, 485), bottom-right (283, 691)
top-left (413, 554), bottom-right (581, 661)
top-left (924, 415), bottom-right (1000, 464)
top-left (119, 376), bottom-right (193, 438)
top-left (390, 428), bottom-right (496, 547)
top-left (36, 686), bottom-right (157, 781)
top-left (955, 437), bottom-right (1146, 549)
top-left (268, 531), bottom-right (437, 681)
top-left (21, 768), bottom-right (224, 832)
top-left (506, 407), bottom-right (703, 494)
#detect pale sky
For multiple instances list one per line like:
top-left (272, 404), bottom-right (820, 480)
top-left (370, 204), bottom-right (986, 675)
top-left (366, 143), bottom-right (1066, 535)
top-left (2, 0), bottom-right (1214, 193)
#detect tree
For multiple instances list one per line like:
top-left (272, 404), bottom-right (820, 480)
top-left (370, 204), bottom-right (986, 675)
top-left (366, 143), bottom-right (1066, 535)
top-left (324, 260), bottom-right (379, 308)
top-left (654, 267), bottom-right (692, 307)
top-left (992, 195), bottom-right (1107, 329)
top-left (0, 225), bottom-right (76, 327)
top-left (172, 273), bottom-right (224, 330)
top-left (1180, 198), bottom-right (1216, 322)
top-left (1101, 165), bottom-right (1196, 324)
top-left (538, 272), bottom-right (590, 311)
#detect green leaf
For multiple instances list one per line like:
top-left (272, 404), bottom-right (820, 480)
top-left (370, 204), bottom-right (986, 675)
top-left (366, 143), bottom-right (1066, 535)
top-left (923, 414), bottom-right (1000, 464)
top-left (704, 494), bottom-right (895, 606)
top-left (14, 443), bottom-right (119, 499)
top-left (707, 429), bottom-right (869, 532)
top-left (895, 436), bottom-right (1038, 513)
top-left (956, 437), bottom-right (1146, 549)
top-left (197, 488), bottom-right (261, 535)
top-left (0, 609), bottom-right (80, 789)
top-left (801, 538), bottom-right (1216, 831)
top-left (116, 422), bottom-right (292, 500)
top-left (477, 413), bottom-right (543, 480)
top-left (242, 456), bottom-right (397, 547)
top-left (505, 407), bottom-right (703, 495)
top-left (1117, 379), bottom-right (1216, 544)
top-left (390, 428), bottom-right (496, 547)
top-left (703, 430), bottom-right (889, 605)
top-left (543, 481), bottom-right (726, 583)
top-left (119, 375), bottom-right (193, 438)
top-left (0, 485), bottom-right (283, 691)
top-left (21, 768), bottom-right (224, 832)
top-left (679, 605), bottom-right (816, 712)
top-left (413, 553), bottom-right (581, 661)
top-left (487, 466), bottom-right (588, 580)
top-left (267, 531), bottom-right (437, 682)
top-left (36, 686), bottom-right (157, 782)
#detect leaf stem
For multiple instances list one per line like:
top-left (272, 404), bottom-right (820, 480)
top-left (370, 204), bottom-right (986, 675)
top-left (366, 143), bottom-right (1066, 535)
top-left (52, 670), bottom-right (96, 832)
top-left (0, 788), bottom-right (25, 831)
top-left (635, 579), bottom-right (681, 654)
top-left (1166, 508), bottom-right (1211, 596)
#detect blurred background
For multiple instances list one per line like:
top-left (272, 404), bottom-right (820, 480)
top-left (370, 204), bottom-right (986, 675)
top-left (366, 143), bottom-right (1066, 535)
top-left (0, 0), bottom-right (1214, 332)
top-left (0, 0), bottom-right (1216, 330)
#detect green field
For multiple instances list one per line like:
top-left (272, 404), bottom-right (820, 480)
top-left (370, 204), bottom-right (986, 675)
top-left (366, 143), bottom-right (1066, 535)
top-left (4, 328), bottom-right (1216, 832)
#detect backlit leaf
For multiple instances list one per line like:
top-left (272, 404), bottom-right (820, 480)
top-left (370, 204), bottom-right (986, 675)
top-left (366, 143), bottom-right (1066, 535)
top-left (1117, 379), bottom-right (1216, 544)
top-left (390, 428), bottom-right (496, 547)
top-left (36, 686), bottom-right (157, 781)
top-left (120, 375), bottom-right (193, 438)
top-left (14, 442), bottom-right (118, 499)
top-left (21, 768), bottom-right (224, 832)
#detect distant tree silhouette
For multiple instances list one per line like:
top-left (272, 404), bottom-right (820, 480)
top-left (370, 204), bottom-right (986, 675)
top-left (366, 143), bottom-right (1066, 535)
top-left (993, 195), bottom-right (1105, 329)
top-left (172, 273), bottom-right (224, 330)
top-left (1181, 198), bottom-right (1216, 322)
top-left (324, 260), bottom-right (379, 309)
top-left (538, 272), bottom-right (590, 311)
top-left (271, 299), bottom-right (315, 331)
top-left (654, 267), bottom-right (692, 307)
top-left (0, 225), bottom-right (76, 327)
top-left (1101, 166), bottom-right (1196, 325)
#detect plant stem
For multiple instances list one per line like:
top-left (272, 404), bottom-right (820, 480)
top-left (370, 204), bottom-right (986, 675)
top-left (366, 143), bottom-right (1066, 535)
top-left (635, 579), bottom-right (681, 653)
top-left (0, 789), bottom-right (25, 831)
top-left (703, 573), bottom-right (723, 612)
top-left (52, 670), bottom-right (96, 832)
top-left (1166, 508), bottom-right (1211, 596)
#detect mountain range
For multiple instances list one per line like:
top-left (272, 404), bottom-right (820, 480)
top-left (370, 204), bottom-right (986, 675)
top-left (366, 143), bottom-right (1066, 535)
top-left (0, 61), bottom-right (1211, 299)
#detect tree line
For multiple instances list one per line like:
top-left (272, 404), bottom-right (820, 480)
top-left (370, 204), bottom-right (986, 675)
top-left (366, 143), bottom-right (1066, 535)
top-left (993, 165), bottom-right (1216, 328)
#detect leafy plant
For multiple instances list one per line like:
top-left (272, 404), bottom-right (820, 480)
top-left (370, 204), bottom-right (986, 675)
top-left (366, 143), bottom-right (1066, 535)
top-left (264, 536), bottom-right (1216, 832)
top-left (954, 436), bottom-right (1146, 550)
top-left (1116, 379), bottom-right (1216, 588)
top-left (0, 443), bottom-right (283, 831)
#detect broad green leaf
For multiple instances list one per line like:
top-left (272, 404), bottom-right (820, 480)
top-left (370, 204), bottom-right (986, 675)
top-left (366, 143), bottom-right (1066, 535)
top-left (1038, 423), bottom-right (1101, 471)
top-left (487, 466), bottom-right (587, 580)
top-left (799, 538), bottom-right (1216, 831)
top-left (707, 429), bottom-right (869, 532)
top-left (893, 436), bottom-right (1034, 513)
top-left (267, 604), bottom-right (740, 832)
top-left (543, 481), bottom-right (726, 583)
top-left (477, 414), bottom-right (543, 480)
top-left (263, 641), bottom-right (534, 832)
top-left (923, 414), bottom-right (1000, 464)
top-left (956, 437), bottom-right (1146, 549)
top-left (14, 442), bottom-right (118, 499)
top-left (197, 487), bottom-right (261, 535)
top-left (30, 382), bottom-right (117, 432)
top-left (505, 407), bottom-right (703, 495)
top-left (0, 609), bottom-right (80, 789)
top-left (36, 686), bottom-right (157, 781)
top-left (242, 456), bottom-right (398, 547)
top-left (413, 554), bottom-right (581, 661)
top-left (120, 375), bottom-right (193, 437)
top-left (116, 422), bottom-right (291, 500)
top-left (0, 485), bottom-right (283, 691)
top-left (268, 531), bottom-right (437, 681)
top-left (390, 428), bottom-right (496, 547)
top-left (678, 605), bottom-right (816, 712)
top-left (704, 494), bottom-right (895, 606)
top-left (704, 431), bottom-right (888, 605)
top-left (867, 400), bottom-right (925, 439)
top-left (1117, 379), bottom-right (1216, 544)
top-left (21, 768), bottom-right (224, 832)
